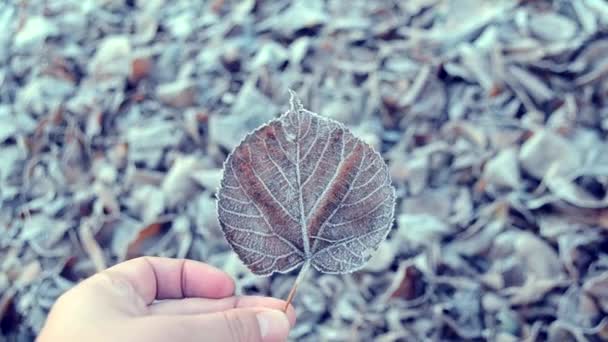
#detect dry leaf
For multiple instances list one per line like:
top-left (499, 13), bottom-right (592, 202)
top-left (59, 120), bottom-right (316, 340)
top-left (583, 272), bottom-right (608, 312)
top-left (79, 220), bottom-right (107, 272)
top-left (125, 222), bottom-right (163, 259)
top-left (216, 91), bottom-right (395, 308)
top-left (129, 57), bottom-right (152, 83)
top-left (389, 264), bottom-right (426, 300)
top-left (162, 155), bottom-right (203, 208)
top-left (217, 91), bottom-right (395, 276)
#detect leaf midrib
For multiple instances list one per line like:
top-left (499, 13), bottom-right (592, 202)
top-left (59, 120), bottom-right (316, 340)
top-left (294, 110), bottom-right (310, 257)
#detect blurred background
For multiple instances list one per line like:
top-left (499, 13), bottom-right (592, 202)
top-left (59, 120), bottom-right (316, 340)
top-left (1, 0), bottom-right (608, 340)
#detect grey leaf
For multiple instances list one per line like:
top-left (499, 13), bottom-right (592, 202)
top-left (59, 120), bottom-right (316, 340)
top-left (529, 13), bottom-right (578, 42)
top-left (519, 129), bottom-right (580, 180)
top-left (216, 92), bottom-right (395, 275)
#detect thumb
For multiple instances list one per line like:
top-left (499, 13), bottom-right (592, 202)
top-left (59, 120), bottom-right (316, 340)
top-left (197, 308), bottom-right (290, 342)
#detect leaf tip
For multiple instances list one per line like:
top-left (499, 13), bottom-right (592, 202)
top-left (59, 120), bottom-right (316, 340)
top-left (287, 88), bottom-right (303, 112)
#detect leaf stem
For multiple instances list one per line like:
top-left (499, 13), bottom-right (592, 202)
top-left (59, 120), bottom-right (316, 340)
top-left (283, 260), bottom-right (310, 312)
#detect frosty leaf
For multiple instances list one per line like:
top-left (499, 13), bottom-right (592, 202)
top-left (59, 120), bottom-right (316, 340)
top-left (216, 92), bottom-right (395, 276)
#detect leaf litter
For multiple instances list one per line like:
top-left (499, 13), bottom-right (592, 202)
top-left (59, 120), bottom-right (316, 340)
top-left (1, 0), bottom-right (608, 341)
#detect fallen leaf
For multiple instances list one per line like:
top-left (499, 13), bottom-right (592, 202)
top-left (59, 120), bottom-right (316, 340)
top-left (483, 148), bottom-right (521, 190)
top-left (390, 264), bottom-right (426, 300)
top-left (162, 155), bottom-right (203, 208)
top-left (507, 278), bottom-right (569, 306)
top-left (156, 79), bottom-right (197, 108)
top-left (129, 57), bottom-right (152, 83)
top-left (519, 129), bottom-right (580, 180)
top-left (79, 220), bottom-right (107, 272)
top-left (125, 222), bottom-right (163, 259)
top-left (583, 272), bottom-right (608, 312)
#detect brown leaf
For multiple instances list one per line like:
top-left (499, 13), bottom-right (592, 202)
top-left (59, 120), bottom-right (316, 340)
top-left (216, 91), bottom-right (395, 275)
top-left (129, 57), bottom-right (152, 83)
top-left (390, 264), bottom-right (425, 300)
top-left (125, 222), bottom-right (163, 259)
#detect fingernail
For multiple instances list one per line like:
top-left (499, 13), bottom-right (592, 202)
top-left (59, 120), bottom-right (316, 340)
top-left (256, 310), bottom-right (290, 341)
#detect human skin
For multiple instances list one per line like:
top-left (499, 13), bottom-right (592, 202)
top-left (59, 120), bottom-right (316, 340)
top-left (37, 257), bottom-right (295, 342)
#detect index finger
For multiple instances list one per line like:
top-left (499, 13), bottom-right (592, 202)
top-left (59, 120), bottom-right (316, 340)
top-left (99, 257), bottom-right (236, 304)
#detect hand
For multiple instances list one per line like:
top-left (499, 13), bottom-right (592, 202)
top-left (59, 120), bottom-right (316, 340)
top-left (37, 257), bottom-right (295, 342)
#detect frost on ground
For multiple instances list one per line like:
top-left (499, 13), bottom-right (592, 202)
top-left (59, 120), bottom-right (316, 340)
top-left (1, 0), bottom-right (608, 340)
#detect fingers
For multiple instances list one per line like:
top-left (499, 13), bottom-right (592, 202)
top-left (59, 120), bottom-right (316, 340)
top-left (201, 309), bottom-right (290, 342)
top-left (90, 257), bottom-right (235, 304)
top-left (136, 309), bottom-right (290, 342)
top-left (147, 296), bottom-right (296, 326)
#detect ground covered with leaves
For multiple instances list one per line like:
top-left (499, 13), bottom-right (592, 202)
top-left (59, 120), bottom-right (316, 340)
top-left (1, 0), bottom-right (608, 340)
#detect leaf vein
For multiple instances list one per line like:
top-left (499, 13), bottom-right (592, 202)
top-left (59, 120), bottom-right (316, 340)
top-left (301, 123), bottom-right (335, 190)
top-left (229, 157), bottom-right (304, 256)
top-left (342, 183), bottom-right (385, 208)
top-left (219, 203), bottom-right (262, 218)
top-left (312, 225), bottom-right (388, 258)
top-left (305, 126), bottom-right (345, 220)
top-left (273, 124), bottom-right (296, 163)
top-left (221, 193), bottom-right (251, 204)
top-left (310, 142), bottom-right (366, 250)
top-left (223, 222), bottom-right (275, 237)
top-left (351, 164), bottom-right (383, 191)
top-left (300, 111), bottom-right (312, 140)
top-left (262, 131), bottom-right (297, 191)
top-left (249, 164), bottom-right (300, 223)
top-left (300, 119), bottom-right (320, 164)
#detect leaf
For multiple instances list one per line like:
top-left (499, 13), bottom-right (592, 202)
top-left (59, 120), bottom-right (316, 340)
top-left (216, 91), bottom-right (395, 277)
